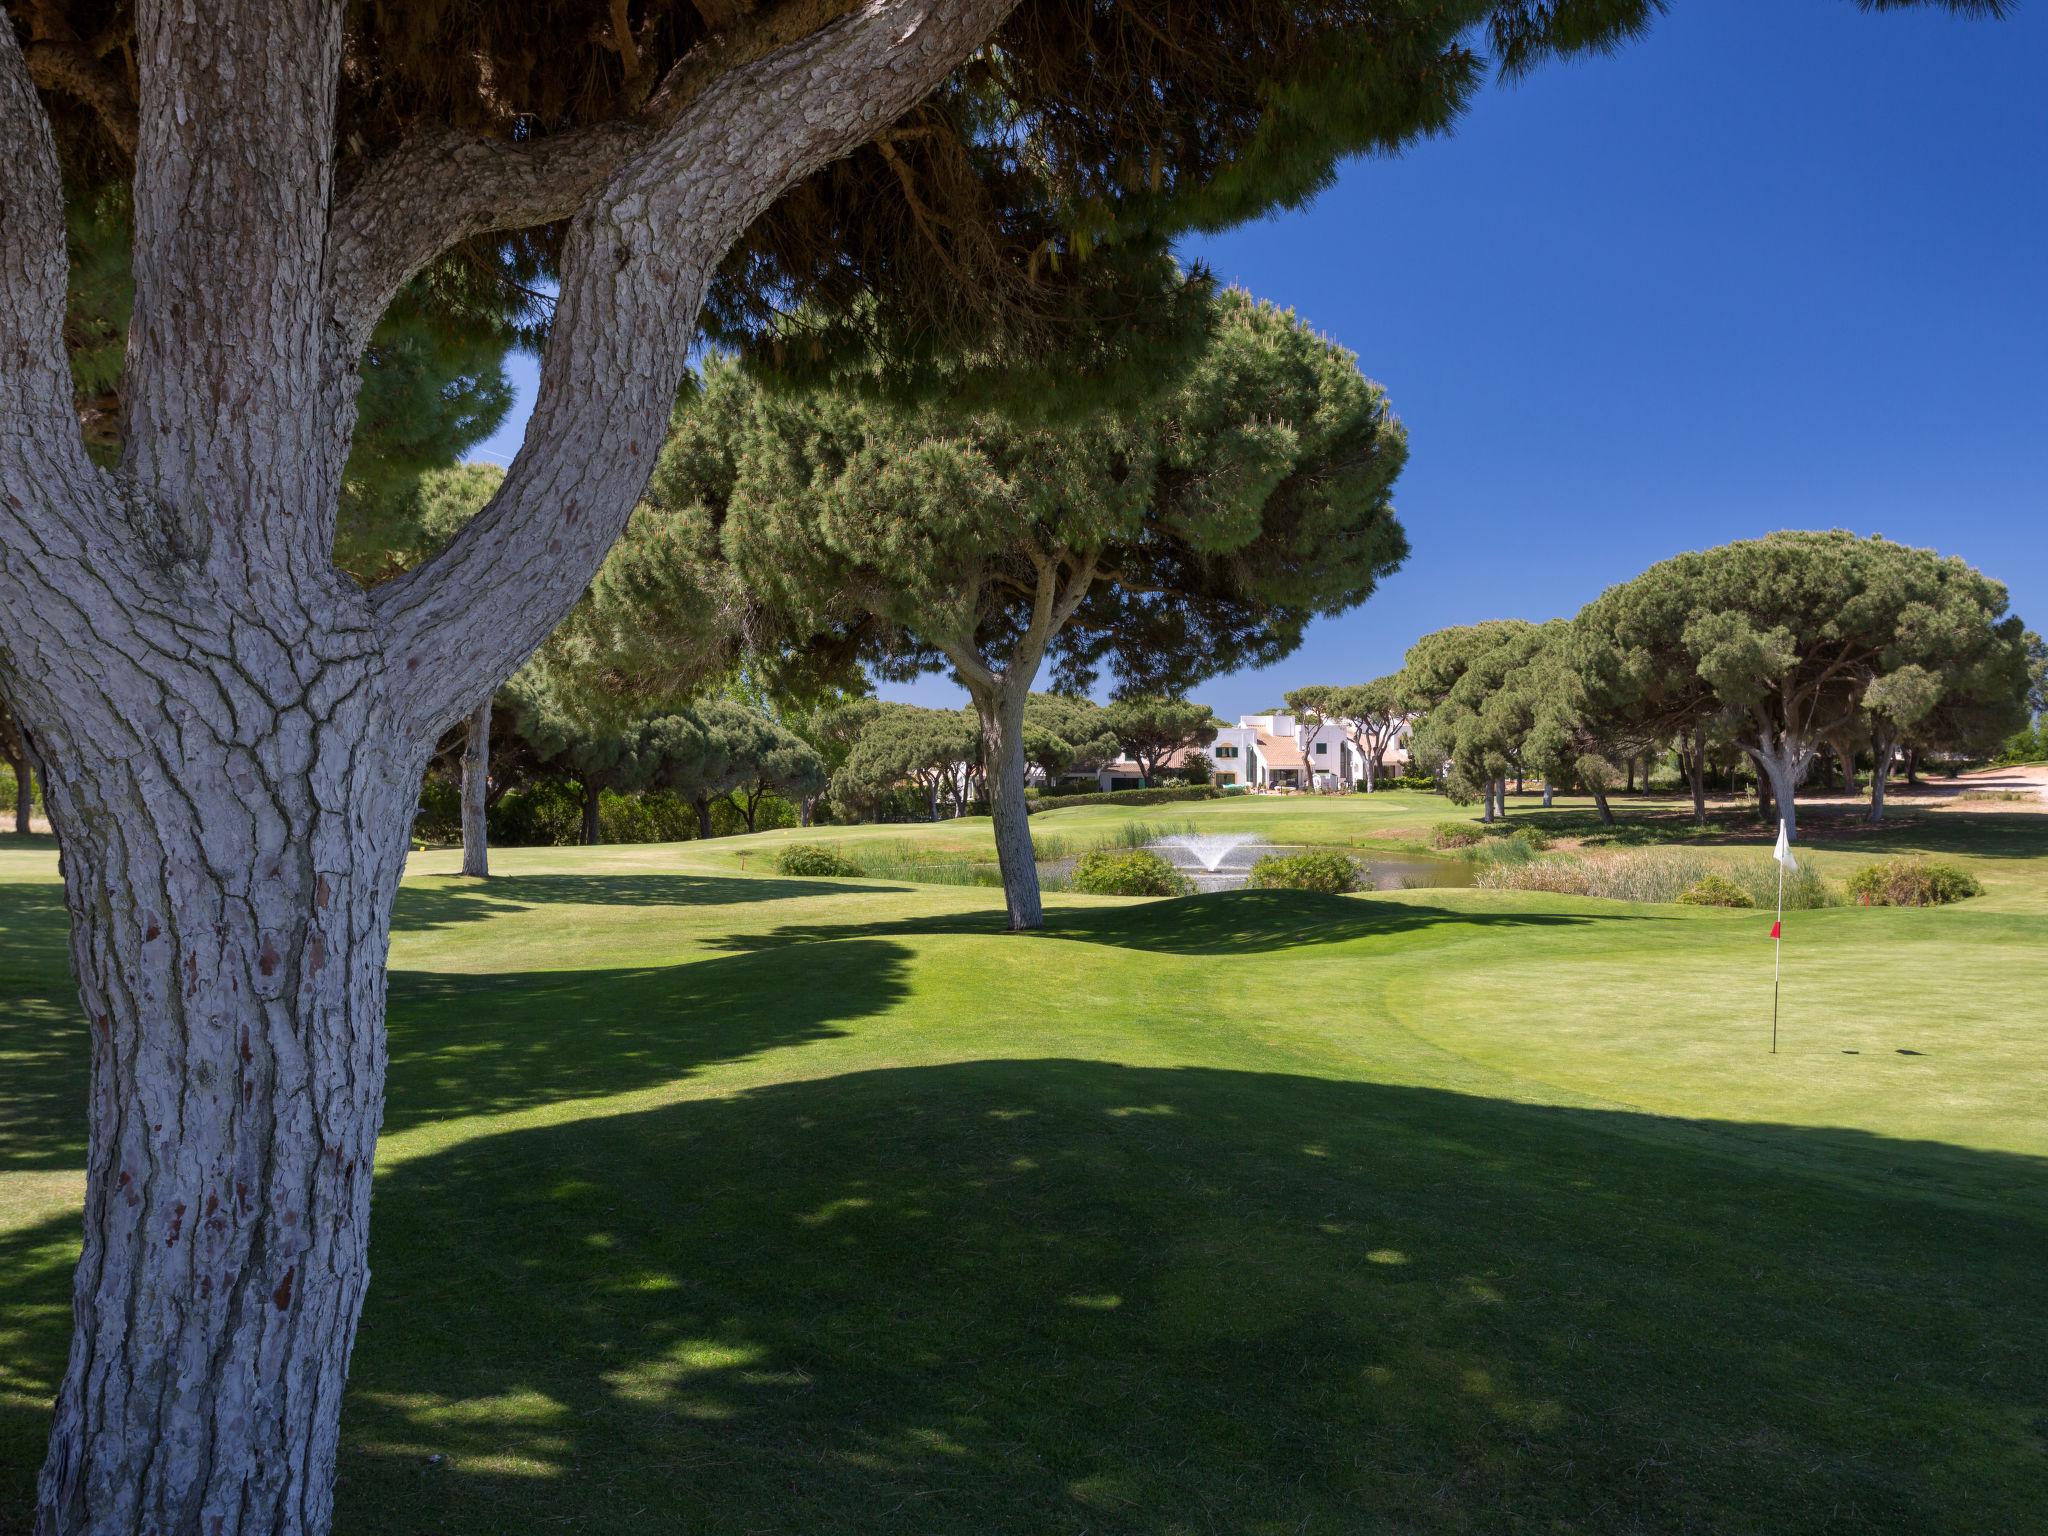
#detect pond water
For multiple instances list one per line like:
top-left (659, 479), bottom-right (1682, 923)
top-left (1144, 837), bottom-right (1475, 895)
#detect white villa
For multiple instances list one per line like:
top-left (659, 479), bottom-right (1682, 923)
top-left (1072, 711), bottom-right (1415, 793)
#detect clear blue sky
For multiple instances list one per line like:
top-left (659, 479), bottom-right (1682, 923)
top-left (480, 0), bottom-right (2047, 720)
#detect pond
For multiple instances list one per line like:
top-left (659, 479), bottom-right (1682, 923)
top-left (1143, 835), bottom-right (1475, 894)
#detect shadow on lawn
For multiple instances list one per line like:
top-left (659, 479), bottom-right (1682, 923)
top-left (7, 1062), bottom-right (2047, 1534)
top-left (381, 938), bottom-right (912, 1132)
top-left (393, 872), bottom-right (910, 933)
top-left (0, 884), bottom-right (85, 1171)
top-left (710, 887), bottom-right (1663, 958)
top-left (0, 873), bottom-right (913, 1166)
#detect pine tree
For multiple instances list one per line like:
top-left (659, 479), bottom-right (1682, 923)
top-left (0, 2), bottom-right (2008, 1526)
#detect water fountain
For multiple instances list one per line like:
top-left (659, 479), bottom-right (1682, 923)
top-left (1148, 832), bottom-right (1479, 895)
top-left (1153, 833), bottom-right (1267, 892)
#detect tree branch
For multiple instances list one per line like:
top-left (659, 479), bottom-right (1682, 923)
top-left (0, 20), bottom-right (80, 446)
top-left (324, 0), bottom-right (874, 356)
top-left (119, 0), bottom-right (348, 586)
top-left (373, 0), bottom-right (1019, 741)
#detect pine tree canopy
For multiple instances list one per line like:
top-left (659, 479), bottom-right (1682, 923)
top-left (22, 0), bottom-right (2000, 398)
top-left (649, 286), bottom-right (1408, 700)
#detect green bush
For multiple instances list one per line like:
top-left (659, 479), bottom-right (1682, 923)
top-left (1069, 849), bottom-right (1191, 897)
top-left (775, 843), bottom-right (866, 878)
top-left (1429, 821), bottom-right (1486, 850)
top-left (1031, 786), bottom-right (1221, 813)
top-left (1844, 858), bottom-right (1982, 907)
top-left (1675, 873), bottom-right (1754, 908)
top-left (412, 778), bottom-right (462, 845)
top-left (488, 780), bottom-right (583, 846)
top-left (595, 789), bottom-right (693, 844)
top-left (1372, 774), bottom-right (1439, 792)
top-left (1243, 850), bottom-right (1361, 894)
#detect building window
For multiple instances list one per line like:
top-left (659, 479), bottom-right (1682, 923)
top-left (1314, 742), bottom-right (1327, 754)
top-left (1214, 744), bottom-right (1239, 759)
top-left (1216, 772), bottom-right (1236, 785)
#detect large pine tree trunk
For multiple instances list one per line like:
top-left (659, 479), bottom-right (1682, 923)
top-left (1687, 730), bottom-right (1708, 826)
top-left (30, 643), bottom-right (419, 1534)
top-left (13, 756), bottom-right (29, 834)
top-left (1867, 732), bottom-right (1900, 823)
top-left (0, 0), bottom-right (1023, 1525)
top-left (973, 682), bottom-right (1042, 931)
top-left (460, 698), bottom-right (491, 878)
top-left (581, 782), bottom-right (603, 846)
top-left (1754, 747), bottom-right (1802, 841)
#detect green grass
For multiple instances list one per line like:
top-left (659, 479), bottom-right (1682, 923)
top-left (3, 791), bottom-right (2047, 1533)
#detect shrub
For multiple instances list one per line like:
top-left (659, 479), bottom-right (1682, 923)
top-left (1030, 785), bottom-right (1220, 813)
top-left (775, 843), bottom-right (866, 878)
top-left (1244, 850), bottom-right (1361, 894)
top-left (1069, 849), bottom-right (1192, 897)
top-left (1675, 873), bottom-right (1754, 908)
top-left (1429, 821), bottom-right (1486, 850)
top-left (1373, 774), bottom-right (1440, 792)
top-left (412, 778), bottom-right (462, 845)
top-left (488, 779), bottom-right (583, 846)
top-left (1844, 858), bottom-right (1982, 907)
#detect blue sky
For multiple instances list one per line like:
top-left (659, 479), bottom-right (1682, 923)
top-left (480, 0), bottom-right (2047, 721)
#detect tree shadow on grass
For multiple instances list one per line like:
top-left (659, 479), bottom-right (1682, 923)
top-left (10, 1061), bottom-right (2043, 1533)
top-left (393, 873), bottom-right (912, 934)
top-left (0, 870), bottom-right (914, 1167)
top-left (381, 938), bottom-right (913, 1133)
top-left (0, 884), bottom-right (84, 1172)
top-left (708, 888), bottom-right (1664, 958)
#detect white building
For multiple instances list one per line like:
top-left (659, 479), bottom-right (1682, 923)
top-left (1068, 710), bottom-right (1415, 792)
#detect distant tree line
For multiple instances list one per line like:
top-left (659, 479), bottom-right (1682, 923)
top-left (1347, 532), bottom-right (2031, 838)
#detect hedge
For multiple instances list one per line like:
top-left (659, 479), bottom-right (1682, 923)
top-left (1028, 785), bottom-right (1222, 813)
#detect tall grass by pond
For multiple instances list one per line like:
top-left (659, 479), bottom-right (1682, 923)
top-left (1473, 849), bottom-right (1838, 908)
top-left (846, 821), bottom-right (1204, 890)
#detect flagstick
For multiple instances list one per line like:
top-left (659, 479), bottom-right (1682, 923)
top-left (1771, 848), bottom-right (1785, 1055)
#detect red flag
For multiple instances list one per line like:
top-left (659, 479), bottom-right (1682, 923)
top-left (1769, 920), bottom-right (1782, 939)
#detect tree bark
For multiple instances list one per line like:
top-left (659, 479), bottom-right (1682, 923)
top-left (693, 793), bottom-right (714, 840)
top-left (1687, 729), bottom-right (1708, 826)
top-left (970, 680), bottom-right (1041, 931)
top-left (1754, 748), bottom-right (1801, 841)
top-left (25, 632), bottom-right (418, 1536)
top-left (1541, 779), bottom-right (1553, 808)
top-left (1, 0), bottom-right (1024, 1523)
top-left (13, 757), bottom-right (30, 834)
top-left (1867, 733), bottom-right (1900, 823)
top-left (460, 699), bottom-right (491, 877)
top-left (1832, 737), bottom-right (1857, 794)
top-left (581, 781), bottom-right (604, 846)
top-left (1591, 787), bottom-right (1615, 826)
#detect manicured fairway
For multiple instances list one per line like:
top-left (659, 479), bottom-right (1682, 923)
top-left (2, 794), bottom-right (2045, 1533)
